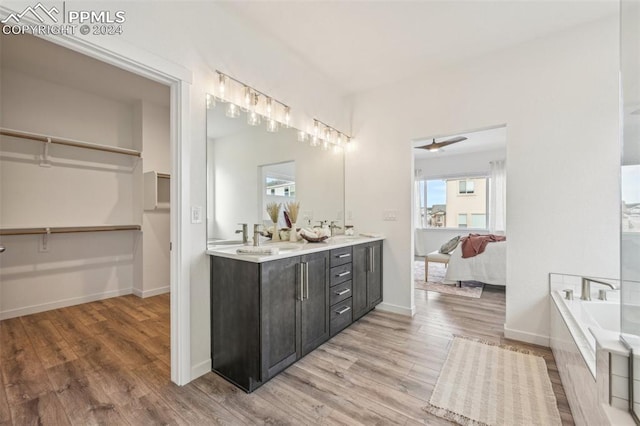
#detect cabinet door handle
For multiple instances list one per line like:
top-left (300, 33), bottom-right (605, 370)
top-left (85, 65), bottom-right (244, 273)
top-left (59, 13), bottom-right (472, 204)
top-left (337, 253), bottom-right (351, 258)
top-left (304, 262), bottom-right (309, 300)
top-left (335, 306), bottom-right (351, 315)
top-left (335, 288), bottom-right (350, 296)
top-left (336, 271), bottom-right (350, 278)
top-left (299, 263), bottom-right (304, 301)
top-left (369, 247), bottom-right (375, 272)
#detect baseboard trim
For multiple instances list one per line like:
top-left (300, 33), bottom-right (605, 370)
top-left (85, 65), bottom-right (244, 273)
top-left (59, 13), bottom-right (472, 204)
top-left (191, 359), bottom-right (212, 381)
top-left (132, 286), bottom-right (170, 298)
top-left (504, 325), bottom-right (550, 347)
top-left (0, 288), bottom-right (133, 320)
top-left (376, 302), bottom-right (415, 317)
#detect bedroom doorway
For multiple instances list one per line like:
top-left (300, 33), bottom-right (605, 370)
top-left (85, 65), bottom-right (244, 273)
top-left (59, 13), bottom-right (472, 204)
top-left (411, 125), bottom-right (507, 303)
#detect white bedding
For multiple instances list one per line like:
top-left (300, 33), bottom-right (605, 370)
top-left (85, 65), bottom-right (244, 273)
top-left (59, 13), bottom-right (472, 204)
top-left (444, 240), bottom-right (507, 286)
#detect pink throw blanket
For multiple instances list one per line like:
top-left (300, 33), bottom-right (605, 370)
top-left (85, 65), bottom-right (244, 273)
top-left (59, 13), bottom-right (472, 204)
top-left (460, 234), bottom-right (506, 258)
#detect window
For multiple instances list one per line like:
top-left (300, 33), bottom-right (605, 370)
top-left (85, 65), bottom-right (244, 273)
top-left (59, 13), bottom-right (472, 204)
top-left (415, 176), bottom-right (488, 229)
top-left (471, 214), bottom-right (486, 228)
top-left (458, 180), bottom-right (475, 194)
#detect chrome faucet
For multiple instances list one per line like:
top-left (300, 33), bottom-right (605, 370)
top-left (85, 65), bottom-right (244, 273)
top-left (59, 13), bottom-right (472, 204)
top-left (580, 277), bottom-right (618, 301)
top-left (330, 221), bottom-right (342, 237)
top-left (253, 224), bottom-right (263, 247)
top-left (235, 223), bottom-right (248, 244)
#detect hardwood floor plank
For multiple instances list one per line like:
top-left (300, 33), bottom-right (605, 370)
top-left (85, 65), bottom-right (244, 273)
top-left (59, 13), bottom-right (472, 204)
top-left (10, 392), bottom-right (70, 426)
top-left (0, 319), bottom-right (51, 404)
top-left (0, 376), bottom-right (11, 425)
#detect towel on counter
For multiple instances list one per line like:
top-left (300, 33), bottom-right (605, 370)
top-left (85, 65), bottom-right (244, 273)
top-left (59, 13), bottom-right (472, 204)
top-left (460, 233), bottom-right (506, 258)
top-left (236, 247), bottom-right (280, 255)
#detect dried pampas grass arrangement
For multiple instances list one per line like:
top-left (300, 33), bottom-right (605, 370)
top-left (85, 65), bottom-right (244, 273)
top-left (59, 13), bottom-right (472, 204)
top-left (266, 202), bottom-right (281, 223)
top-left (284, 201), bottom-right (301, 224)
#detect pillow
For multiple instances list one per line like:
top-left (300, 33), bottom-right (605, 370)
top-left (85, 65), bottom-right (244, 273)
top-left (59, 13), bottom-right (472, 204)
top-left (439, 236), bottom-right (461, 254)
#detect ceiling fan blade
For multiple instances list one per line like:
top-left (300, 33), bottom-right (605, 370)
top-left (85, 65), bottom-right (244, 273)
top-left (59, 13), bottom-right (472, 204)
top-left (415, 136), bottom-right (468, 150)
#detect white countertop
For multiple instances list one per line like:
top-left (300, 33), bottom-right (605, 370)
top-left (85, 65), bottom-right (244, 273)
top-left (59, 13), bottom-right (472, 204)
top-left (206, 234), bottom-right (384, 263)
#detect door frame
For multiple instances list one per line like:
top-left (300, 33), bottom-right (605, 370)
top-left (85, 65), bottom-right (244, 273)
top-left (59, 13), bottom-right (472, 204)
top-left (0, 7), bottom-right (194, 385)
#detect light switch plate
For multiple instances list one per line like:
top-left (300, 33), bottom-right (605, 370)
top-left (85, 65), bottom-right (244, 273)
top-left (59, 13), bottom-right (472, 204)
top-left (191, 206), bottom-right (203, 224)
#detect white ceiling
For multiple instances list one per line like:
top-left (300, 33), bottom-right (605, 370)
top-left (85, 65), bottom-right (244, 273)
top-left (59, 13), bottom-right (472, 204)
top-left (0, 32), bottom-right (170, 106)
top-left (222, 1), bottom-right (618, 95)
top-left (413, 126), bottom-right (506, 159)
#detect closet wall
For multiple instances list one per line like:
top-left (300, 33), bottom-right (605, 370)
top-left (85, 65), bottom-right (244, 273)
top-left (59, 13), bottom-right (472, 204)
top-left (0, 34), bottom-right (170, 319)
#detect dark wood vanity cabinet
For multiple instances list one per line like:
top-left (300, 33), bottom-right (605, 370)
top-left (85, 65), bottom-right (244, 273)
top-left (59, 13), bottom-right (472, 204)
top-left (352, 241), bottom-right (383, 321)
top-left (210, 240), bottom-right (382, 393)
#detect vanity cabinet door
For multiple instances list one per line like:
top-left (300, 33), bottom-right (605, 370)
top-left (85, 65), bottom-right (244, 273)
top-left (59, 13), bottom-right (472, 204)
top-left (367, 241), bottom-right (383, 309)
top-left (261, 256), bottom-right (301, 381)
top-left (352, 241), bottom-right (384, 321)
top-left (300, 251), bottom-right (330, 356)
top-left (352, 243), bottom-right (370, 321)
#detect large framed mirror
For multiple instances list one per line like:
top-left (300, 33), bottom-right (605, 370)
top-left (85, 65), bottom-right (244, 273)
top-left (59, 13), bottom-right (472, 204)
top-left (206, 96), bottom-right (345, 244)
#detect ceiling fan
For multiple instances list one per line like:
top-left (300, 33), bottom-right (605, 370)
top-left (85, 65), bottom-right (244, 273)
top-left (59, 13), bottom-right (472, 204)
top-left (416, 136), bottom-right (467, 152)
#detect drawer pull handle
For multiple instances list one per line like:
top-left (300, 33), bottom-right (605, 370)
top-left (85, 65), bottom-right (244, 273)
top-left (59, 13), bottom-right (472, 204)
top-left (337, 253), bottom-right (351, 258)
top-left (335, 288), bottom-right (350, 296)
top-left (335, 306), bottom-right (351, 315)
top-left (337, 271), bottom-right (351, 278)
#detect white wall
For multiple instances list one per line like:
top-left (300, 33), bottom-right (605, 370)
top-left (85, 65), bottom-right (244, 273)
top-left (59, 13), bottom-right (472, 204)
top-left (347, 17), bottom-right (620, 341)
top-left (414, 148), bottom-right (505, 255)
top-left (140, 101), bottom-right (171, 297)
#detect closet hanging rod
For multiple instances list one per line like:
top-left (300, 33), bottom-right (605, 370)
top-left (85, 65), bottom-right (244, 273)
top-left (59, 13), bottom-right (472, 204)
top-left (0, 128), bottom-right (141, 157)
top-left (0, 225), bottom-right (141, 236)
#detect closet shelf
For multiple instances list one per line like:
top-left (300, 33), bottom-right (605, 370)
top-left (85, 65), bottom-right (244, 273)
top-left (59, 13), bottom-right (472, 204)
top-left (0, 225), bottom-right (141, 236)
top-left (0, 127), bottom-right (141, 157)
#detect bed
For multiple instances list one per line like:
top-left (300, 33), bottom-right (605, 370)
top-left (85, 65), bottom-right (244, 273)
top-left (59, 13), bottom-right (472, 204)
top-left (444, 240), bottom-right (507, 286)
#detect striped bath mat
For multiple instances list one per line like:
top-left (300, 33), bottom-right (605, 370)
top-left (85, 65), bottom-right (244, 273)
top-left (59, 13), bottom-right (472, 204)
top-left (424, 337), bottom-right (561, 426)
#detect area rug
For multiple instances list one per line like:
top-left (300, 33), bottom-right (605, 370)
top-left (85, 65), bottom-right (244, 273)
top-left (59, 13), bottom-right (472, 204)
top-left (424, 336), bottom-right (562, 426)
top-left (414, 260), bottom-right (483, 298)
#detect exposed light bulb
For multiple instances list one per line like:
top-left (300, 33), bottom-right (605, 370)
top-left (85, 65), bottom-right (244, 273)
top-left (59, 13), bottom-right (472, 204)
top-left (336, 132), bottom-right (343, 145)
top-left (217, 73), bottom-right (226, 101)
top-left (266, 98), bottom-right (273, 118)
top-left (310, 135), bottom-right (319, 147)
top-left (284, 107), bottom-right (291, 128)
top-left (324, 127), bottom-right (333, 143)
top-left (248, 110), bottom-right (261, 126)
top-left (243, 86), bottom-right (251, 111)
top-left (297, 130), bottom-right (307, 142)
top-left (322, 140), bottom-right (329, 151)
top-left (226, 103), bottom-right (240, 118)
top-left (313, 120), bottom-right (319, 137)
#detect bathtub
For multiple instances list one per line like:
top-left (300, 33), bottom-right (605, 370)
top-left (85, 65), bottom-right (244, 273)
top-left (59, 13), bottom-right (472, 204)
top-left (551, 290), bottom-right (620, 377)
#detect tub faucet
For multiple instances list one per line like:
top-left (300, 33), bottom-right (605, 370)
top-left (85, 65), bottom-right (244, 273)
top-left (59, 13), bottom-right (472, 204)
top-left (580, 277), bottom-right (618, 301)
top-left (235, 223), bottom-right (248, 244)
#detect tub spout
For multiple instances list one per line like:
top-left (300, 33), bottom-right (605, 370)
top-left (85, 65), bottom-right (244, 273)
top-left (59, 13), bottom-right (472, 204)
top-left (580, 277), bottom-right (618, 301)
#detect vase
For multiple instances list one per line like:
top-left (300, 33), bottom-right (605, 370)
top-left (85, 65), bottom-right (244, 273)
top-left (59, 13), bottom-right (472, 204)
top-left (271, 221), bottom-right (280, 241)
top-left (289, 222), bottom-right (297, 242)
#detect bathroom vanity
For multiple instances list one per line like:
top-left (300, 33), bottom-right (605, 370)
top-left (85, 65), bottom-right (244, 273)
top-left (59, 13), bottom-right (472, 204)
top-left (207, 236), bottom-right (383, 392)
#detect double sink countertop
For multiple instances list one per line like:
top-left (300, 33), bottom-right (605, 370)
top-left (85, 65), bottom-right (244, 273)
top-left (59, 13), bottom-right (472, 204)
top-left (206, 234), bottom-right (384, 263)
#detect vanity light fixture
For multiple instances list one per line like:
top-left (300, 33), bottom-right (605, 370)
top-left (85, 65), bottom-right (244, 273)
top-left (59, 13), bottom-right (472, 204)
top-left (312, 118), bottom-right (353, 150)
top-left (297, 130), bottom-right (308, 142)
top-left (284, 107), bottom-right (291, 128)
top-left (313, 120), bottom-right (320, 138)
top-left (243, 86), bottom-right (252, 112)
top-left (247, 93), bottom-right (261, 126)
top-left (216, 72), bottom-right (226, 101)
top-left (266, 118), bottom-right (279, 133)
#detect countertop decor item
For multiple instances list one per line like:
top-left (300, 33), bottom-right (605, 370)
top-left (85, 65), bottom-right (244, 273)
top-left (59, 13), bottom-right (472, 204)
top-left (300, 234), bottom-right (329, 243)
top-left (266, 202), bottom-right (281, 241)
top-left (284, 201), bottom-right (301, 242)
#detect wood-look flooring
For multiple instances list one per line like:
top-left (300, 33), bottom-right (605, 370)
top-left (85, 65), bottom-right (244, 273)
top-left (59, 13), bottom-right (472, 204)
top-left (0, 286), bottom-right (574, 425)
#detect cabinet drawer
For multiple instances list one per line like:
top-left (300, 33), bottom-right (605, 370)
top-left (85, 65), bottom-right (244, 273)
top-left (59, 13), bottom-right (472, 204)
top-left (330, 263), bottom-right (352, 286)
top-left (330, 247), bottom-right (353, 267)
top-left (330, 280), bottom-right (352, 306)
top-left (330, 298), bottom-right (352, 336)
